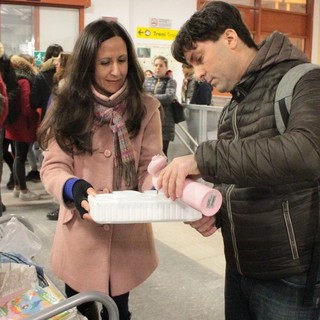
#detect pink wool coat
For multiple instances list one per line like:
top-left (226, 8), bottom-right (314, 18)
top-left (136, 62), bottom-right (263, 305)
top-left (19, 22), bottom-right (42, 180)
top-left (40, 94), bottom-right (162, 296)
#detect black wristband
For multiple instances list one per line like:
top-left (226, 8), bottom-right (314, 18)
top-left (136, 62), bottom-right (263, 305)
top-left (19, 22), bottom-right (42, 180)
top-left (72, 179), bottom-right (93, 218)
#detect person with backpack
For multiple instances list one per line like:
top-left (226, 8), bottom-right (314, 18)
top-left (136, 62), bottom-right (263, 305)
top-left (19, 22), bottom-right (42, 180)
top-left (30, 44), bottom-right (64, 121)
top-left (28, 44), bottom-right (64, 182)
top-left (5, 55), bottom-right (41, 201)
top-left (156, 2), bottom-right (320, 319)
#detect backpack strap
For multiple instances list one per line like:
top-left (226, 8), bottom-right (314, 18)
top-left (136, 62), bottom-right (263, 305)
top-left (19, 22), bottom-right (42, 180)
top-left (274, 63), bottom-right (320, 134)
top-left (40, 72), bottom-right (52, 91)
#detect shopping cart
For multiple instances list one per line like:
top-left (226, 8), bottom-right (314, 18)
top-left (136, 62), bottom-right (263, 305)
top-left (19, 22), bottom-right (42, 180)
top-left (28, 291), bottom-right (119, 320)
top-left (0, 214), bottom-right (119, 320)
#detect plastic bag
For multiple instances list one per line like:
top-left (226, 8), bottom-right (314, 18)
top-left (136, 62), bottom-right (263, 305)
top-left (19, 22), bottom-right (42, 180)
top-left (0, 217), bottom-right (42, 259)
top-left (0, 262), bottom-right (38, 306)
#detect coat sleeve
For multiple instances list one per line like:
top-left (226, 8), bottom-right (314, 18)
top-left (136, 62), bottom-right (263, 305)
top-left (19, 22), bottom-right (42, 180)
top-left (137, 96), bottom-right (163, 192)
top-left (195, 69), bottom-right (320, 187)
top-left (40, 140), bottom-right (77, 206)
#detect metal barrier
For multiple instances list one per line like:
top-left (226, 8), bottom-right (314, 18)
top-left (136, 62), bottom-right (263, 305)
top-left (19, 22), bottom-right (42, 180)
top-left (175, 100), bottom-right (229, 153)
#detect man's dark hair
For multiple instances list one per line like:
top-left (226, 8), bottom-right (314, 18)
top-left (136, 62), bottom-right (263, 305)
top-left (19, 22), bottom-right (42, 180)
top-left (172, 1), bottom-right (258, 64)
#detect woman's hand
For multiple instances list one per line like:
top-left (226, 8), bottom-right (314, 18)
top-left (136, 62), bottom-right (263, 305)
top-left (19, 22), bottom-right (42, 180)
top-left (72, 179), bottom-right (96, 220)
top-left (81, 187), bottom-right (96, 221)
top-left (83, 187), bottom-right (112, 224)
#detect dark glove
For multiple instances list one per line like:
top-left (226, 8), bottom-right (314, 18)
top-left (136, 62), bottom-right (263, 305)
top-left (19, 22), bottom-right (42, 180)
top-left (72, 179), bottom-right (93, 219)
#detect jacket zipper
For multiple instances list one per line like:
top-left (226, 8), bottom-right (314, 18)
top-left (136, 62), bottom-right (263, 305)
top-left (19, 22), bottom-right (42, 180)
top-left (282, 201), bottom-right (299, 260)
top-left (232, 106), bottom-right (239, 139)
top-left (226, 184), bottom-right (242, 274)
top-left (227, 105), bottom-right (242, 274)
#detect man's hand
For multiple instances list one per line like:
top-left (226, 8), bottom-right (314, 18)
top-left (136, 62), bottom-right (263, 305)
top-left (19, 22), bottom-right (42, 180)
top-left (185, 215), bottom-right (217, 237)
top-left (157, 154), bottom-right (200, 200)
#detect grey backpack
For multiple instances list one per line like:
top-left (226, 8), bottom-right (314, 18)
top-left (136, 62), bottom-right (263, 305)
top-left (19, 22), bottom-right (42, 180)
top-left (274, 63), bottom-right (320, 134)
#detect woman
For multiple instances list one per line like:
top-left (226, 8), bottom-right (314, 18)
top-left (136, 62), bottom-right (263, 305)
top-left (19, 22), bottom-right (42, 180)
top-left (27, 44), bottom-right (63, 184)
top-left (5, 55), bottom-right (40, 201)
top-left (44, 52), bottom-right (72, 221)
top-left (30, 43), bottom-right (64, 118)
top-left (143, 56), bottom-right (177, 155)
top-left (144, 69), bottom-right (153, 78)
top-left (52, 52), bottom-right (71, 95)
top-left (38, 20), bottom-right (162, 320)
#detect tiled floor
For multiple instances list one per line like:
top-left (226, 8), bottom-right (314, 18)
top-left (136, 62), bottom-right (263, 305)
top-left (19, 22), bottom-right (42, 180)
top-left (0, 133), bottom-right (226, 320)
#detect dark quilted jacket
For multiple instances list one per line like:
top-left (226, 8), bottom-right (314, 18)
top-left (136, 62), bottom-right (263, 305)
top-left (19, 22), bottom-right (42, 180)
top-left (195, 32), bottom-right (320, 279)
top-left (143, 76), bottom-right (177, 141)
top-left (30, 58), bottom-right (55, 119)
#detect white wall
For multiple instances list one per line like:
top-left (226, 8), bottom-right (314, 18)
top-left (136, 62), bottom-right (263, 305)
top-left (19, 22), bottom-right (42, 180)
top-left (85, 0), bottom-right (197, 36)
top-left (39, 7), bottom-right (79, 53)
top-left (84, 0), bottom-right (320, 95)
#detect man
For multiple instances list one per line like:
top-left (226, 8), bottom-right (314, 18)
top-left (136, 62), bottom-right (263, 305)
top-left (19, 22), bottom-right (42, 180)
top-left (181, 63), bottom-right (212, 145)
top-left (181, 63), bottom-right (212, 106)
top-left (157, 1), bottom-right (320, 319)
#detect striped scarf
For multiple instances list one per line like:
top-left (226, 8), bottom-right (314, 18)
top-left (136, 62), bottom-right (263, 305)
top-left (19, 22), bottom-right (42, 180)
top-left (92, 81), bottom-right (137, 189)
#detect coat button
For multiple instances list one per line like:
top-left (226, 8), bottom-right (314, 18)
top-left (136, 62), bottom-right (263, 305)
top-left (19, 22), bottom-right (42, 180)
top-left (104, 149), bottom-right (112, 158)
top-left (103, 224), bottom-right (110, 231)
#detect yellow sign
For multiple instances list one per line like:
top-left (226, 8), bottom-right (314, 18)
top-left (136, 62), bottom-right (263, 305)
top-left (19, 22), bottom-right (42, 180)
top-left (136, 27), bottom-right (178, 40)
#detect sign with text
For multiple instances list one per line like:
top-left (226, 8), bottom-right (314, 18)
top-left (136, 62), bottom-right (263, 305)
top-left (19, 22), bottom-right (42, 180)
top-left (136, 27), bottom-right (178, 41)
top-left (149, 18), bottom-right (172, 29)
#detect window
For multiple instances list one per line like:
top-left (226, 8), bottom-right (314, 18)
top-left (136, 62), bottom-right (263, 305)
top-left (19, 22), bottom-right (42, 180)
top-left (0, 5), bottom-right (34, 56)
top-left (197, 0), bottom-right (313, 58)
